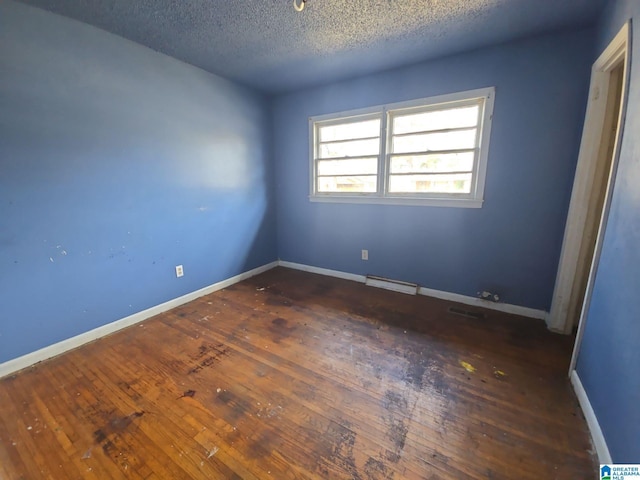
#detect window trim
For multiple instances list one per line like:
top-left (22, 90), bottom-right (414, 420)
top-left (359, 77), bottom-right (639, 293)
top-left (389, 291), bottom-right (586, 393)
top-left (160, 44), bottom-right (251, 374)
top-left (308, 87), bottom-right (495, 208)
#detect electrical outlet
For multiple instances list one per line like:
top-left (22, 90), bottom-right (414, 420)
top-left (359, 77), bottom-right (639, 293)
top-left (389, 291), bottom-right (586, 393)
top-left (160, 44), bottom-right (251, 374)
top-left (361, 249), bottom-right (368, 260)
top-left (175, 265), bottom-right (184, 278)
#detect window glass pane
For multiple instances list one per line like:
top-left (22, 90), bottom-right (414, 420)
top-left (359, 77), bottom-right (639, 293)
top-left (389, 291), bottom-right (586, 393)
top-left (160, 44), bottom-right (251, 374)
top-left (392, 105), bottom-right (479, 134)
top-left (317, 175), bottom-right (377, 193)
top-left (318, 158), bottom-right (378, 176)
top-left (319, 138), bottom-right (380, 158)
top-left (319, 119), bottom-right (380, 142)
top-left (388, 173), bottom-right (472, 194)
top-left (390, 152), bottom-right (474, 174)
top-left (392, 129), bottom-right (476, 154)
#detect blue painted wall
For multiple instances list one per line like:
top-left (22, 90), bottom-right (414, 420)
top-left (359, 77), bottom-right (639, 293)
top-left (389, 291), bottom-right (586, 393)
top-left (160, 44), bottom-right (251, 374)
top-left (272, 29), bottom-right (594, 311)
top-left (576, 0), bottom-right (640, 463)
top-left (0, 1), bottom-right (276, 363)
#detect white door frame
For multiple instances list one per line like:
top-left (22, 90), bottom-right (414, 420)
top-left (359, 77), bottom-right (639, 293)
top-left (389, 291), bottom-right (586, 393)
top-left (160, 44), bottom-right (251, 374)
top-left (548, 22), bottom-right (630, 337)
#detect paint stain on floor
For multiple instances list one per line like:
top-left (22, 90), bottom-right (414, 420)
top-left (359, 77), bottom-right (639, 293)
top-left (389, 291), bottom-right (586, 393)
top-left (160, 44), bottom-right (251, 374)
top-left (459, 361), bottom-right (476, 373)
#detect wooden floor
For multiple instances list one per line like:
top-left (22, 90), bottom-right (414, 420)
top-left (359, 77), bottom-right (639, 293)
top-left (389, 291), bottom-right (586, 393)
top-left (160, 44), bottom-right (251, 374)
top-left (0, 267), bottom-right (596, 479)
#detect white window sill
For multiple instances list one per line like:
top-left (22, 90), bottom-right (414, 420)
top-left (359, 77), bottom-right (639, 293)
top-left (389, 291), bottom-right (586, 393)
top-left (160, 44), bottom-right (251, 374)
top-left (309, 195), bottom-right (483, 208)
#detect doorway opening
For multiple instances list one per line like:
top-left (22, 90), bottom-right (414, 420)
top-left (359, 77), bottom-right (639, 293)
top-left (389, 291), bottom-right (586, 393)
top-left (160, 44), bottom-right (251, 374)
top-left (548, 23), bottom-right (630, 345)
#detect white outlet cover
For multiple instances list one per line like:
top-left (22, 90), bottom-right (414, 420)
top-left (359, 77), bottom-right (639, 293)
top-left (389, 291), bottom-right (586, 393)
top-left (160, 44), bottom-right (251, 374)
top-left (175, 265), bottom-right (184, 277)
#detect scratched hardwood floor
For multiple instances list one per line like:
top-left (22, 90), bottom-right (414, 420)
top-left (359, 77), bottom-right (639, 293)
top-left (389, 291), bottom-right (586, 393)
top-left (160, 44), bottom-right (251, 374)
top-left (0, 267), bottom-right (596, 479)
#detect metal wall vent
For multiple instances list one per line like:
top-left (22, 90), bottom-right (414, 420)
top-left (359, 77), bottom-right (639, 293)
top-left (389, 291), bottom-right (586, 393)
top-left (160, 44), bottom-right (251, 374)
top-left (365, 275), bottom-right (418, 295)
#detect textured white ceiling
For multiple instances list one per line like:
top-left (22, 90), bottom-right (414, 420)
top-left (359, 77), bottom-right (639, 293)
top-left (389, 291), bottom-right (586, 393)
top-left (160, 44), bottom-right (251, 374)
top-left (16, 0), bottom-right (606, 93)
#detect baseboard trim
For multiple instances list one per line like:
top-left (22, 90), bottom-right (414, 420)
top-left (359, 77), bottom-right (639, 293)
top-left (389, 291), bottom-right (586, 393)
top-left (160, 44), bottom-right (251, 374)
top-left (570, 369), bottom-right (612, 464)
top-left (0, 261), bottom-right (278, 379)
top-left (278, 261), bottom-right (548, 320)
top-left (278, 261), bottom-right (366, 283)
top-left (418, 286), bottom-right (547, 320)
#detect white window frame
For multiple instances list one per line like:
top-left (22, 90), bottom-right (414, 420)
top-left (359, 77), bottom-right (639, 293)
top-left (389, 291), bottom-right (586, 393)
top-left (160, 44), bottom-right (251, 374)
top-left (309, 87), bottom-right (495, 208)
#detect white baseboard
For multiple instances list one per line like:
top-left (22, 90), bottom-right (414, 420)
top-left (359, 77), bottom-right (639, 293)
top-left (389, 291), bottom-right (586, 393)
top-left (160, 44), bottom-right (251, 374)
top-left (278, 260), bottom-right (548, 321)
top-left (570, 369), bottom-right (612, 464)
top-left (278, 261), bottom-right (366, 283)
top-left (418, 286), bottom-right (548, 320)
top-left (0, 261), bottom-right (278, 379)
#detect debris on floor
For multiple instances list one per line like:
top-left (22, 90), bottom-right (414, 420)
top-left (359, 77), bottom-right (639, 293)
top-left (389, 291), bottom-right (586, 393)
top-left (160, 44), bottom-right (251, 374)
top-left (460, 361), bottom-right (476, 373)
top-left (179, 389), bottom-right (196, 399)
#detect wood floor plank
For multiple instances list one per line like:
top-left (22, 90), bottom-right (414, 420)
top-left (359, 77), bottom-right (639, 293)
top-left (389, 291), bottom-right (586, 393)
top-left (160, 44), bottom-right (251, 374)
top-left (0, 267), bottom-right (597, 479)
